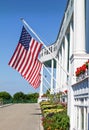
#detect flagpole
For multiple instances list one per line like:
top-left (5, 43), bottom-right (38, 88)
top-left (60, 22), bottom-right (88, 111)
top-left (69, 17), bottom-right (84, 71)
top-left (20, 18), bottom-right (70, 77)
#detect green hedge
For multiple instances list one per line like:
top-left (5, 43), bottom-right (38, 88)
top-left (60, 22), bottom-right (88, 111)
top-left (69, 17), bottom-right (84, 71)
top-left (0, 91), bottom-right (39, 104)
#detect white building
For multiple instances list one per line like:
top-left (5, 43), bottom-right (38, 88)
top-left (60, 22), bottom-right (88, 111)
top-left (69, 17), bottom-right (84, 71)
top-left (39, 0), bottom-right (89, 130)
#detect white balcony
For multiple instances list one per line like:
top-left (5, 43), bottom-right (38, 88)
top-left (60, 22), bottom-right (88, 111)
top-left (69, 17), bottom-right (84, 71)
top-left (40, 43), bottom-right (57, 64)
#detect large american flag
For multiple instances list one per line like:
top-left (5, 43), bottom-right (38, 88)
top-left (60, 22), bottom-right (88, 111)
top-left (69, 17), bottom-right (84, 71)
top-left (8, 26), bottom-right (42, 88)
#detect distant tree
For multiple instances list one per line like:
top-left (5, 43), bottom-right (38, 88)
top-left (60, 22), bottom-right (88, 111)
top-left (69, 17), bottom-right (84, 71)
top-left (0, 91), bottom-right (12, 104)
top-left (13, 92), bottom-right (39, 103)
top-left (0, 91), bottom-right (12, 100)
top-left (13, 92), bottom-right (25, 102)
top-left (26, 93), bottom-right (39, 102)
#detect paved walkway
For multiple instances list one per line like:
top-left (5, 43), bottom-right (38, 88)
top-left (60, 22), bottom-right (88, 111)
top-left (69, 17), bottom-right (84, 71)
top-left (0, 103), bottom-right (43, 130)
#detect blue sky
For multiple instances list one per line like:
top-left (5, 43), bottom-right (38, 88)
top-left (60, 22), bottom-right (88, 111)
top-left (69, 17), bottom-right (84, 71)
top-left (0, 0), bottom-right (67, 95)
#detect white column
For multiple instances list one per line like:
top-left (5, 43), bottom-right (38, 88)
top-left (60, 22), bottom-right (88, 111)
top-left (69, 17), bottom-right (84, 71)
top-left (84, 107), bottom-right (87, 130)
top-left (68, 22), bottom-right (75, 128)
top-left (69, 21), bottom-right (73, 60)
top-left (62, 43), bottom-right (65, 89)
top-left (56, 57), bottom-right (59, 91)
top-left (56, 52), bottom-right (61, 92)
top-left (75, 106), bottom-right (78, 129)
top-left (39, 64), bottom-right (43, 98)
top-left (79, 107), bottom-right (82, 130)
top-left (69, 87), bottom-right (75, 130)
top-left (59, 47), bottom-right (62, 88)
top-left (86, 0), bottom-right (89, 53)
top-left (66, 24), bottom-right (73, 121)
top-left (77, 107), bottom-right (79, 129)
top-left (74, 0), bottom-right (86, 54)
top-left (50, 59), bottom-right (54, 94)
top-left (64, 34), bottom-right (68, 85)
top-left (69, 21), bottom-right (76, 84)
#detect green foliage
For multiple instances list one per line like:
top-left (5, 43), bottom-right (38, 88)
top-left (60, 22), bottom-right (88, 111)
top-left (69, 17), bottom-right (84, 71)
top-left (0, 91), bottom-right (12, 100)
top-left (13, 92), bottom-right (39, 103)
top-left (46, 89), bottom-right (50, 95)
top-left (0, 98), bottom-right (3, 105)
top-left (52, 111), bottom-right (70, 130)
top-left (42, 111), bottom-right (70, 130)
top-left (0, 91), bottom-right (12, 104)
top-left (0, 91), bottom-right (39, 104)
top-left (13, 92), bottom-right (25, 103)
top-left (40, 101), bottom-right (70, 130)
top-left (45, 90), bottom-right (61, 104)
top-left (26, 93), bottom-right (39, 103)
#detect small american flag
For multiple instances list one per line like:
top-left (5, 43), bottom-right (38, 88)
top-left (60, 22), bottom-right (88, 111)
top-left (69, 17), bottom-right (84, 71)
top-left (8, 26), bottom-right (42, 88)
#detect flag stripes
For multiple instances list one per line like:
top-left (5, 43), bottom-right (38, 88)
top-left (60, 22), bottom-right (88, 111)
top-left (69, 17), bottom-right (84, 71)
top-left (27, 60), bottom-right (42, 83)
top-left (30, 74), bottom-right (41, 89)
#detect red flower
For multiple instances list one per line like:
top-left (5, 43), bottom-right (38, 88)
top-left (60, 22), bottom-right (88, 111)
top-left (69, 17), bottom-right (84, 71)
top-left (64, 90), bottom-right (68, 94)
top-left (75, 60), bottom-right (88, 77)
top-left (75, 67), bottom-right (81, 76)
top-left (81, 64), bottom-right (87, 73)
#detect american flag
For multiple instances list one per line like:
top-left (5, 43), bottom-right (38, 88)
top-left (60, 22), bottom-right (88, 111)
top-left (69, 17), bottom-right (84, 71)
top-left (8, 26), bottom-right (42, 88)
